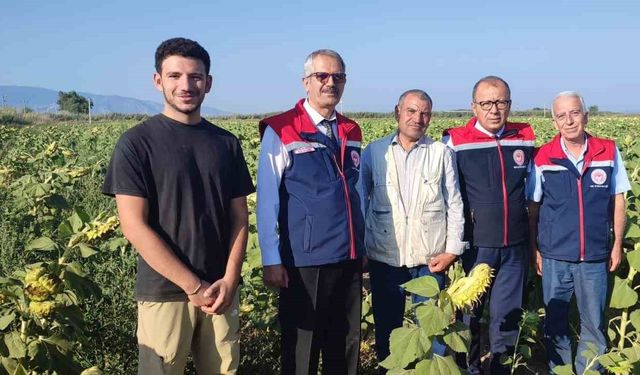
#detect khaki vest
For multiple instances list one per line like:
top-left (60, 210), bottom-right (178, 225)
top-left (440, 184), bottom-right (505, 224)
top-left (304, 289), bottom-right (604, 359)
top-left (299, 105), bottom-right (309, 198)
top-left (365, 134), bottom-right (448, 267)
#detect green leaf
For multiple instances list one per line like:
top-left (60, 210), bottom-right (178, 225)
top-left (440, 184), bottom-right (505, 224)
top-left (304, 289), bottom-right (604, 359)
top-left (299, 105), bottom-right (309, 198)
top-left (77, 243), bottom-right (97, 258)
top-left (57, 220), bottom-right (74, 240)
top-left (621, 344), bottom-right (640, 362)
top-left (380, 327), bottom-right (424, 369)
top-left (629, 310), bottom-right (640, 331)
top-left (552, 364), bottom-right (575, 375)
top-left (1, 357), bottom-right (18, 374)
top-left (0, 313), bottom-right (15, 330)
top-left (81, 367), bottom-right (103, 375)
top-left (68, 208), bottom-right (90, 232)
top-left (61, 270), bottom-right (100, 300)
top-left (414, 355), bottom-right (462, 375)
top-left (25, 237), bottom-right (56, 251)
top-left (402, 276), bottom-right (440, 298)
top-left (441, 321), bottom-right (470, 353)
top-left (3, 332), bottom-right (26, 358)
top-left (44, 194), bottom-right (69, 209)
top-left (416, 302), bottom-right (449, 337)
top-left (627, 247), bottom-right (640, 270)
top-left (518, 345), bottom-right (532, 359)
top-left (610, 276), bottom-right (638, 309)
top-left (107, 237), bottom-right (129, 251)
top-left (42, 333), bottom-right (73, 351)
top-left (10, 363), bottom-right (28, 375)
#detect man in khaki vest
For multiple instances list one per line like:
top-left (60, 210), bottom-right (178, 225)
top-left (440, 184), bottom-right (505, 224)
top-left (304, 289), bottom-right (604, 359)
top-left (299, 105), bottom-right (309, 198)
top-left (358, 89), bottom-right (466, 363)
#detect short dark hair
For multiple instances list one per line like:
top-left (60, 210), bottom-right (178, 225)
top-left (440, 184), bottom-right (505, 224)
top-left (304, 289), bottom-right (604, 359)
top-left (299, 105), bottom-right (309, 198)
top-left (472, 75), bottom-right (511, 101)
top-left (155, 37), bottom-right (211, 74)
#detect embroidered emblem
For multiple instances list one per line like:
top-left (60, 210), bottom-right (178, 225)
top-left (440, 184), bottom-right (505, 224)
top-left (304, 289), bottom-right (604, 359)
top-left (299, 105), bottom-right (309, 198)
top-left (513, 149), bottom-right (525, 166)
top-left (293, 147), bottom-right (315, 154)
top-left (351, 150), bottom-right (360, 167)
top-left (591, 168), bottom-right (607, 185)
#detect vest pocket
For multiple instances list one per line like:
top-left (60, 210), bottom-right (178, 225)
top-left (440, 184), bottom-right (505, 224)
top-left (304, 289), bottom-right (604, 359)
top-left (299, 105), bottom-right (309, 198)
top-left (420, 208), bottom-right (446, 255)
top-left (365, 206), bottom-right (397, 259)
top-left (303, 215), bottom-right (313, 253)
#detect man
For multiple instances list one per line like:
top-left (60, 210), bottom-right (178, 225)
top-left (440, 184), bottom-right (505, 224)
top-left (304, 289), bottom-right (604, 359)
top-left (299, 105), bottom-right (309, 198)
top-left (102, 37), bottom-right (254, 374)
top-left (256, 49), bottom-right (364, 374)
top-left (443, 76), bottom-right (535, 374)
top-left (528, 91), bottom-right (630, 374)
top-left (359, 89), bottom-right (465, 362)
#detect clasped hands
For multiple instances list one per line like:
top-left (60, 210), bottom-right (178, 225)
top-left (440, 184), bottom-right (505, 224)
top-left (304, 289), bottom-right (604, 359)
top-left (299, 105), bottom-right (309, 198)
top-left (187, 278), bottom-right (237, 315)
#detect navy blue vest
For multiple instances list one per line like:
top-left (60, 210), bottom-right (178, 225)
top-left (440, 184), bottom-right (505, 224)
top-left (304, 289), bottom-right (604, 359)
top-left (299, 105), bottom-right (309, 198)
top-left (259, 100), bottom-right (364, 267)
top-left (535, 134), bottom-right (616, 262)
top-left (445, 118), bottom-right (535, 247)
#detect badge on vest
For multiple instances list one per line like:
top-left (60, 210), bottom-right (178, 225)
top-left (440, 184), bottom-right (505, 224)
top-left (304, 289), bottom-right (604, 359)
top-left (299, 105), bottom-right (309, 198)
top-left (293, 147), bottom-right (315, 154)
top-left (590, 168), bottom-right (609, 188)
top-left (351, 150), bottom-right (360, 168)
top-left (513, 149), bottom-right (526, 169)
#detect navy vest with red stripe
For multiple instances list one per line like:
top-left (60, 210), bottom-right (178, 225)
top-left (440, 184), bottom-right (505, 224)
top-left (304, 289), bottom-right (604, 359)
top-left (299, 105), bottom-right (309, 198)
top-left (444, 118), bottom-right (535, 247)
top-left (259, 99), bottom-right (364, 267)
top-left (534, 134), bottom-right (615, 262)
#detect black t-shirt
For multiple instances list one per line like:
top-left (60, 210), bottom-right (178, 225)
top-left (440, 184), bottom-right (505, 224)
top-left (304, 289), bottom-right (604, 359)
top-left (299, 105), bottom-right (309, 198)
top-left (102, 114), bottom-right (255, 301)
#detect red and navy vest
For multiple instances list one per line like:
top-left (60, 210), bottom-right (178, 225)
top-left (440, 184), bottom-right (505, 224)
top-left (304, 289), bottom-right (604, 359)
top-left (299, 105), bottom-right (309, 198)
top-left (534, 134), bottom-right (616, 262)
top-left (259, 99), bottom-right (364, 267)
top-left (444, 118), bottom-right (535, 248)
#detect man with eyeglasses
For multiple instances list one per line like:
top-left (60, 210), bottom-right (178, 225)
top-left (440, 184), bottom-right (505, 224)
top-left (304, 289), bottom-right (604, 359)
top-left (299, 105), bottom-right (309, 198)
top-left (358, 89), bottom-right (466, 364)
top-left (443, 76), bottom-right (535, 374)
top-left (256, 49), bottom-right (364, 374)
top-left (527, 91), bottom-right (630, 374)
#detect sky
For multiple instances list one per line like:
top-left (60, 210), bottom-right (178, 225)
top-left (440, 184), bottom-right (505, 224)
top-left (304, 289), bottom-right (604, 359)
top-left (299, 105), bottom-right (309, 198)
top-left (1, 0), bottom-right (639, 114)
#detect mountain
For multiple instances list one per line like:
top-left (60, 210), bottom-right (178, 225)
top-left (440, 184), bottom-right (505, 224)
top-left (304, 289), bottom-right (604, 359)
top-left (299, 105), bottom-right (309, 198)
top-left (0, 85), bottom-right (229, 116)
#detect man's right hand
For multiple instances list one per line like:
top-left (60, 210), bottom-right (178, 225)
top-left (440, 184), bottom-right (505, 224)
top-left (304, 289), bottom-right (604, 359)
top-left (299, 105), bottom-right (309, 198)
top-left (532, 250), bottom-right (543, 276)
top-left (263, 264), bottom-right (289, 288)
top-left (187, 280), bottom-right (216, 307)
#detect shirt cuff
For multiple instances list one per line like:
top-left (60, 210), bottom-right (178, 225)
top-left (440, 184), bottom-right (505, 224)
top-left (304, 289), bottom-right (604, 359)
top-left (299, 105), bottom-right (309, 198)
top-left (260, 246), bottom-right (282, 266)
top-left (445, 240), bottom-right (467, 256)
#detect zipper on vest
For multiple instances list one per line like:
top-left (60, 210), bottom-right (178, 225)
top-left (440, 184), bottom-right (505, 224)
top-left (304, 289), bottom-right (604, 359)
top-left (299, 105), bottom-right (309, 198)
top-left (496, 140), bottom-right (509, 247)
top-left (333, 154), bottom-right (356, 260)
top-left (577, 177), bottom-right (586, 261)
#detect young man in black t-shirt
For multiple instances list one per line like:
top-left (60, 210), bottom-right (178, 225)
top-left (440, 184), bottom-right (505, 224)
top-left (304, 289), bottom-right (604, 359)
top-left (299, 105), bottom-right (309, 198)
top-left (102, 37), bottom-right (254, 374)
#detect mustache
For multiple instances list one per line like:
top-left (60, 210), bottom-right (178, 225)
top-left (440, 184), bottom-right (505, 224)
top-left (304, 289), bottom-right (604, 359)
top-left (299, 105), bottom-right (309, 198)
top-left (322, 88), bottom-right (338, 95)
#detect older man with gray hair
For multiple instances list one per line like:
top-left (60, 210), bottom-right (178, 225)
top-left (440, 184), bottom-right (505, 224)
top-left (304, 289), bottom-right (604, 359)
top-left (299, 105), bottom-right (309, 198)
top-left (527, 91), bottom-right (630, 373)
top-left (257, 49), bottom-right (364, 374)
top-left (359, 89), bottom-right (465, 364)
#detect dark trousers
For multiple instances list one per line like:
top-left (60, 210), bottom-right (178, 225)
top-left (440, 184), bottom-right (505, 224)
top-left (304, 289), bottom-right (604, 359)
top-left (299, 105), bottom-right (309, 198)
top-left (369, 259), bottom-right (446, 362)
top-left (460, 244), bottom-right (528, 375)
top-left (279, 260), bottom-right (362, 375)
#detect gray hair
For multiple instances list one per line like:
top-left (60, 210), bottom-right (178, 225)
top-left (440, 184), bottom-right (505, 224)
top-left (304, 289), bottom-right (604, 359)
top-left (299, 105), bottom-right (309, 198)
top-left (397, 89), bottom-right (433, 108)
top-left (472, 75), bottom-right (511, 102)
top-left (303, 49), bottom-right (346, 77)
top-left (551, 91), bottom-right (587, 117)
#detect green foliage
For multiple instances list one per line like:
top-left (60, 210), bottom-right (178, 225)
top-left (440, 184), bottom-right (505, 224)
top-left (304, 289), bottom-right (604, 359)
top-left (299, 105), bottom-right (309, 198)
top-left (57, 91), bottom-right (93, 114)
top-left (382, 264), bottom-right (493, 374)
top-left (2, 115), bottom-right (640, 374)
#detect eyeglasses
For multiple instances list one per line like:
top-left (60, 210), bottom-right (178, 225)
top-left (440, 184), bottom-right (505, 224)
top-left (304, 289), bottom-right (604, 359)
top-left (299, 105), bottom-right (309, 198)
top-left (554, 110), bottom-right (584, 123)
top-left (305, 72), bottom-right (347, 83)
top-left (474, 100), bottom-right (511, 111)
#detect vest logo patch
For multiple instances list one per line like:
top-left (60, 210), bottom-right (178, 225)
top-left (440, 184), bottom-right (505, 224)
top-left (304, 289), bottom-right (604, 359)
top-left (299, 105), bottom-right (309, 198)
top-left (513, 149), bottom-right (525, 166)
top-left (351, 150), bottom-right (360, 167)
top-left (591, 168), bottom-right (607, 185)
top-left (293, 147), bottom-right (315, 154)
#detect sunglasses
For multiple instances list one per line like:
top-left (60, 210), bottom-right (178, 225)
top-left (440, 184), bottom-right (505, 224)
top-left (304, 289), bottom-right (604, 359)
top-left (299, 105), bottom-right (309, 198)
top-left (305, 72), bottom-right (347, 83)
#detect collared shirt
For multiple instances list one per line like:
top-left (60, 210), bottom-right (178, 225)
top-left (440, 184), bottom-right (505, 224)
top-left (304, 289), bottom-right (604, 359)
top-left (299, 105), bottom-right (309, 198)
top-left (358, 133), bottom-right (465, 255)
top-left (527, 136), bottom-right (631, 202)
top-left (441, 121), bottom-right (504, 147)
top-left (256, 99), bottom-right (337, 266)
top-left (390, 134), bottom-right (428, 215)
